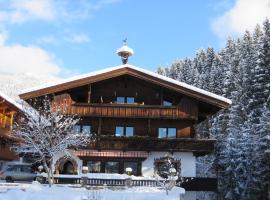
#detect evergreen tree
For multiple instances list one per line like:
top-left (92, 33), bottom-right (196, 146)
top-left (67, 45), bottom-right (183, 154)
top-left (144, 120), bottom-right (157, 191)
top-left (157, 19), bottom-right (270, 199)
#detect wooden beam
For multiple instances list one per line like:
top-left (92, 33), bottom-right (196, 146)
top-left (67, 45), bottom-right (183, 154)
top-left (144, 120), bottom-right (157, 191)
top-left (98, 118), bottom-right (102, 135)
top-left (9, 113), bottom-right (14, 131)
top-left (87, 84), bottom-right (91, 103)
top-left (148, 119), bottom-right (151, 136)
top-left (160, 88), bottom-right (163, 106)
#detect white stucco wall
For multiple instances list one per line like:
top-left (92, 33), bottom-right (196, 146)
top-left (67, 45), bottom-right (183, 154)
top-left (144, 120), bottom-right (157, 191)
top-left (142, 151), bottom-right (196, 177)
top-left (184, 191), bottom-right (197, 200)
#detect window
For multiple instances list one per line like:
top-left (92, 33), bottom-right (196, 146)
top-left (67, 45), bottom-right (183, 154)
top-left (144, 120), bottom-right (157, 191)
top-left (115, 126), bottom-right (124, 137)
top-left (82, 125), bottom-right (91, 135)
top-left (126, 97), bottom-right (135, 104)
top-left (116, 96), bottom-right (135, 104)
top-left (115, 126), bottom-right (134, 137)
top-left (74, 124), bottom-right (91, 135)
top-left (168, 128), bottom-right (177, 138)
top-left (116, 97), bottom-right (125, 104)
top-left (126, 127), bottom-right (134, 137)
top-left (105, 162), bottom-right (119, 173)
top-left (87, 161), bottom-right (101, 173)
top-left (73, 125), bottom-right (81, 133)
top-left (21, 166), bottom-right (32, 173)
top-left (158, 128), bottom-right (176, 138)
top-left (163, 99), bottom-right (172, 106)
top-left (124, 162), bottom-right (138, 176)
top-left (158, 128), bottom-right (167, 138)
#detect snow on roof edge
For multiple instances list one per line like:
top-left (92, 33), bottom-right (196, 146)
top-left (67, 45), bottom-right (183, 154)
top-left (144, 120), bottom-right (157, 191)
top-left (20, 64), bottom-right (232, 105)
top-left (0, 91), bottom-right (23, 111)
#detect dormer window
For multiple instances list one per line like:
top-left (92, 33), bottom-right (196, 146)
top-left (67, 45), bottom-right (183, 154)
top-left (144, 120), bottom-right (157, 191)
top-left (116, 96), bottom-right (135, 104)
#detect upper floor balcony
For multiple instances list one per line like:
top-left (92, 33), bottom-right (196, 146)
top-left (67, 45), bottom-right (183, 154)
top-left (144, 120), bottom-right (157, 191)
top-left (85, 136), bottom-right (215, 155)
top-left (64, 103), bottom-right (198, 120)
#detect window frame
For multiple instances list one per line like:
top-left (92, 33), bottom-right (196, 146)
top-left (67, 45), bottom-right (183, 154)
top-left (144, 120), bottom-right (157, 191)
top-left (162, 99), bottom-right (173, 106)
top-left (116, 96), bottom-right (135, 104)
top-left (115, 126), bottom-right (134, 137)
top-left (73, 124), bottom-right (91, 135)
top-left (105, 161), bottom-right (120, 174)
top-left (158, 127), bottom-right (177, 138)
top-left (87, 161), bottom-right (101, 173)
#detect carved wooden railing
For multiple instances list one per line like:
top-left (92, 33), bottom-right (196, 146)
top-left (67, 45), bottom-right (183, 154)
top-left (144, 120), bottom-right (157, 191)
top-left (86, 136), bottom-right (215, 154)
top-left (66, 103), bottom-right (197, 120)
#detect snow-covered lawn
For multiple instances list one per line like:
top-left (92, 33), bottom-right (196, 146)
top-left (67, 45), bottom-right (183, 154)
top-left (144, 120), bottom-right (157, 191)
top-left (0, 181), bottom-right (184, 200)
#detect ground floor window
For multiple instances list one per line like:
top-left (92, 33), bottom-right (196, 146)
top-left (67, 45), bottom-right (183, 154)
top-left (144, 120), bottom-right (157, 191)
top-left (124, 162), bottom-right (138, 175)
top-left (87, 161), bottom-right (101, 173)
top-left (84, 159), bottom-right (142, 175)
top-left (105, 161), bottom-right (119, 173)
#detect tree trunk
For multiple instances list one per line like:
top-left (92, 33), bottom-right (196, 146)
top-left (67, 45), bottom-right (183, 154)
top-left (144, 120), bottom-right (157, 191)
top-left (42, 159), bottom-right (53, 187)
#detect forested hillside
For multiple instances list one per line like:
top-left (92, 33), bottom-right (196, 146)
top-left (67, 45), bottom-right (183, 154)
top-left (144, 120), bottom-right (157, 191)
top-left (158, 19), bottom-right (270, 200)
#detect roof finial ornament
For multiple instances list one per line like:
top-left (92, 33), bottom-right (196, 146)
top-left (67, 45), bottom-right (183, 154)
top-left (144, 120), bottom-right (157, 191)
top-left (116, 39), bottom-right (134, 65)
top-left (123, 38), bottom-right (127, 45)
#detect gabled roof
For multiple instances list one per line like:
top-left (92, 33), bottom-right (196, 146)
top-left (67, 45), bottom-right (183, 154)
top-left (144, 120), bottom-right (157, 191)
top-left (0, 91), bottom-right (23, 112)
top-left (19, 64), bottom-right (232, 109)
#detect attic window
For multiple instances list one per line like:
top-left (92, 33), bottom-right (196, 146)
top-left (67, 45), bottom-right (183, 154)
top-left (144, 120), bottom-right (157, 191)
top-left (116, 96), bottom-right (135, 104)
top-left (163, 99), bottom-right (172, 106)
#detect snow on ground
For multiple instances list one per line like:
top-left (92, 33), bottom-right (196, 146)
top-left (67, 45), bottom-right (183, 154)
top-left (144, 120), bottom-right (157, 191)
top-left (0, 181), bottom-right (184, 200)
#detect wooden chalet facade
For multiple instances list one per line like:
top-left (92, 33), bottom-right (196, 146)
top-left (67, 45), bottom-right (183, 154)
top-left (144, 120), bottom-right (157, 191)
top-left (0, 92), bottom-right (22, 168)
top-left (19, 44), bottom-right (231, 198)
top-left (19, 63), bottom-right (231, 187)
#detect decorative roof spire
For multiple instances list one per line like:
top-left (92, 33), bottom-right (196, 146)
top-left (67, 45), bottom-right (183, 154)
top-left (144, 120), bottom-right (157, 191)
top-left (116, 39), bottom-right (134, 64)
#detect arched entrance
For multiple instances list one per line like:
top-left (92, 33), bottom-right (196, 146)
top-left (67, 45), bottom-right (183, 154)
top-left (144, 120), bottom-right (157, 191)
top-left (54, 157), bottom-right (78, 175)
top-left (62, 161), bottom-right (75, 174)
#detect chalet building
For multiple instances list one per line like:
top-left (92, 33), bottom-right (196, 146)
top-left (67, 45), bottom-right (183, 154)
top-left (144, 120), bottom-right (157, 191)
top-left (0, 92), bottom-right (22, 169)
top-left (19, 44), bottom-right (231, 197)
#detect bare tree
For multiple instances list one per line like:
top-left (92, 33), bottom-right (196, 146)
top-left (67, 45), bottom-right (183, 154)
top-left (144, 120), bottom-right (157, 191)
top-left (12, 97), bottom-right (90, 186)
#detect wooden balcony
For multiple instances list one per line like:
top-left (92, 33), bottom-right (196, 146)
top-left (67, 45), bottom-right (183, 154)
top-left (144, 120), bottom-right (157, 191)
top-left (66, 103), bottom-right (197, 120)
top-left (86, 136), bottom-right (215, 155)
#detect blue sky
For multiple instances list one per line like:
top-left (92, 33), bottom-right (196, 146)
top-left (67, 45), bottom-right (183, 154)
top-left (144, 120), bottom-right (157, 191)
top-left (0, 0), bottom-right (269, 80)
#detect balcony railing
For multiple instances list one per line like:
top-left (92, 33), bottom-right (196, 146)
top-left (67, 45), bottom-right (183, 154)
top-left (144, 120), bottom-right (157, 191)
top-left (86, 136), bottom-right (215, 155)
top-left (65, 103), bottom-right (197, 120)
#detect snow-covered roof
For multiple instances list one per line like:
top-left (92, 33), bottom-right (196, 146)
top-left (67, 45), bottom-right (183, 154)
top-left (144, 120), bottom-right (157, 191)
top-left (20, 64), bottom-right (232, 106)
top-left (0, 90), bottom-right (23, 111)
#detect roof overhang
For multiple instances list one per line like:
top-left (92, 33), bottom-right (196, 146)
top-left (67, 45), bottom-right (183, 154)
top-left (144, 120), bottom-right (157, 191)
top-left (19, 64), bottom-right (232, 109)
top-left (0, 91), bottom-right (23, 113)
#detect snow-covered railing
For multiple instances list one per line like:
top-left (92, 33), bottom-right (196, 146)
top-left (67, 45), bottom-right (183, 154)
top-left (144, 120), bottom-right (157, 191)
top-left (37, 175), bottom-right (158, 187)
